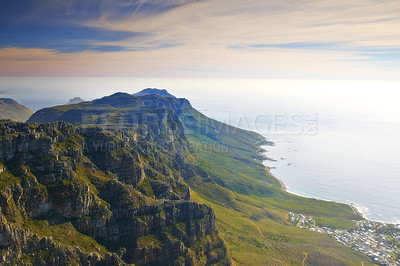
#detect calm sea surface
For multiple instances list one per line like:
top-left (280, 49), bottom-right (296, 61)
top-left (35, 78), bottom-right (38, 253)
top-left (2, 77), bottom-right (400, 223)
top-left (260, 118), bottom-right (400, 223)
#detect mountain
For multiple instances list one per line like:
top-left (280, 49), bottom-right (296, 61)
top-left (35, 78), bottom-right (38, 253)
top-left (0, 119), bottom-right (229, 265)
top-left (67, 97), bottom-right (85, 104)
top-left (133, 88), bottom-right (176, 98)
top-left (12, 90), bottom-right (374, 264)
top-left (0, 98), bottom-right (33, 122)
top-left (28, 92), bottom-right (190, 126)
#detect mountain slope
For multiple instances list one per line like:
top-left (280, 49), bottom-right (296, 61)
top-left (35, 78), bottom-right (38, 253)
top-left (25, 90), bottom-right (374, 265)
top-left (28, 92), bottom-right (282, 197)
top-left (0, 120), bottom-right (230, 265)
top-left (0, 98), bottom-right (33, 122)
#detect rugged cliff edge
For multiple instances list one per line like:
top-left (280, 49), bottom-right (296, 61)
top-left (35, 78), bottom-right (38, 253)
top-left (0, 119), bottom-right (230, 265)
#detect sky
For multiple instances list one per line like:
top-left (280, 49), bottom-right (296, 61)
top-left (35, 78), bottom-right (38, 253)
top-left (0, 0), bottom-right (400, 79)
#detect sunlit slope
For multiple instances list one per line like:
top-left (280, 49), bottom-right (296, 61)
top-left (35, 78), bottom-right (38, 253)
top-left (0, 98), bottom-right (33, 122)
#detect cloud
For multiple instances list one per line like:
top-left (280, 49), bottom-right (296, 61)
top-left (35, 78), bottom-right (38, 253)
top-left (82, 0), bottom-right (400, 65)
top-left (86, 0), bottom-right (400, 47)
top-left (0, 47), bottom-right (58, 60)
top-left (1, 44), bottom-right (397, 80)
top-left (1, 0), bottom-right (400, 79)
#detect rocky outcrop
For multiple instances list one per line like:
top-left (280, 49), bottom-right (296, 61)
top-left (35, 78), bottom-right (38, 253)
top-left (0, 120), bottom-right (230, 265)
top-left (0, 210), bottom-right (117, 266)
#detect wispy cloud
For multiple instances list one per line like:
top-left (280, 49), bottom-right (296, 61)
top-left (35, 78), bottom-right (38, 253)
top-left (87, 0), bottom-right (400, 46)
top-left (1, 0), bottom-right (400, 79)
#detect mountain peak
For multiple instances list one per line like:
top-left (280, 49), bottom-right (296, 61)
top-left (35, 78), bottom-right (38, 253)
top-left (0, 98), bottom-right (18, 105)
top-left (133, 88), bottom-right (175, 98)
top-left (67, 97), bottom-right (85, 104)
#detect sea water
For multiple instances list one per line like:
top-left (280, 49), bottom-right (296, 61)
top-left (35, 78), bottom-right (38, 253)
top-left (2, 77), bottom-right (400, 223)
top-left (261, 118), bottom-right (400, 223)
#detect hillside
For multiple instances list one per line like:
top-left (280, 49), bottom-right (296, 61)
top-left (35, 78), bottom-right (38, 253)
top-left (0, 118), bottom-right (230, 265)
top-left (22, 89), bottom-right (375, 264)
top-left (0, 98), bottom-right (33, 122)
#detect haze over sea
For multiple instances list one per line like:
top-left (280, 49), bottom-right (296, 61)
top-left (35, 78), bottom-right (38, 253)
top-left (2, 77), bottom-right (400, 223)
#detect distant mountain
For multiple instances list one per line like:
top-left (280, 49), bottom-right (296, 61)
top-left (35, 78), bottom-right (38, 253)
top-left (28, 92), bottom-right (190, 125)
top-left (0, 98), bottom-right (33, 122)
top-left (67, 97), bottom-right (85, 104)
top-left (133, 88), bottom-right (176, 98)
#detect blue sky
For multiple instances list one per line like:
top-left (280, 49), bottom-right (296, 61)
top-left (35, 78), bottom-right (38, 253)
top-left (0, 0), bottom-right (400, 79)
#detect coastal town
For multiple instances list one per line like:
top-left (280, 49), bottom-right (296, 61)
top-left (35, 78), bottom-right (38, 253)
top-left (289, 212), bottom-right (400, 265)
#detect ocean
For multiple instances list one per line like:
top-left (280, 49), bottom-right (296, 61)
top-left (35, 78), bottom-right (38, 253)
top-left (2, 77), bottom-right (400, 223)
top-left (261, 118), bottom-right (400, 223)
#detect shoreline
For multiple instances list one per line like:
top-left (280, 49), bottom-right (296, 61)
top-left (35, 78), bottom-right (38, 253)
top-left (264, 166), bottom-right (287, 190)
top-left (349, 203), bottom-right (364, 218)
top-left (257, 142), bottom-right (400, 225)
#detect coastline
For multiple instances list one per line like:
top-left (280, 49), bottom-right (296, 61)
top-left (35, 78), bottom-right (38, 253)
top-left (257, 143), bottom-right (369, 221)
top-left (258, 142), bottom-right (400, 225)
top-left (257, 140), bottom-right (400, 225)
top-left (349, 204), bottom-right (364, 218)
top-left (251, 134), bottom-right (400, 264)
top-left (264, 165), bottom-right (287, 190)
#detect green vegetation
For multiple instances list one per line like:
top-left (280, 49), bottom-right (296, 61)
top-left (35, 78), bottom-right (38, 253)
top-left (24, 220), bottom-right (108, 255)
top-left (0, 170), bottom-right (20, 190)
top-left (192, 191), bottom-right (373, 265)
top-left (136, 234), bottom-right (162, 249)
top-left (53, 135), bottom-right (84, 152)
top-left (0, 170), bottom-right (24, 224)
top-left (185, 109), bottom-right (282, 197)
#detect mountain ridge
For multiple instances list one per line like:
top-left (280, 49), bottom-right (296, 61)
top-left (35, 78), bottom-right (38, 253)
top-left (133, 88), bottom-right (176, 98)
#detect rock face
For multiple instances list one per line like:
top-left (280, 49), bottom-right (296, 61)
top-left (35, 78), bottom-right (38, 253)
top-left (0, 98), bottom-right (33, 122)
top-left (0, 120), bottom-right (230, 265)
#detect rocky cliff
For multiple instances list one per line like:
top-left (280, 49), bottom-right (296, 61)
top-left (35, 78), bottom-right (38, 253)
top-left (0, 120), bottom-right (230, 265)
